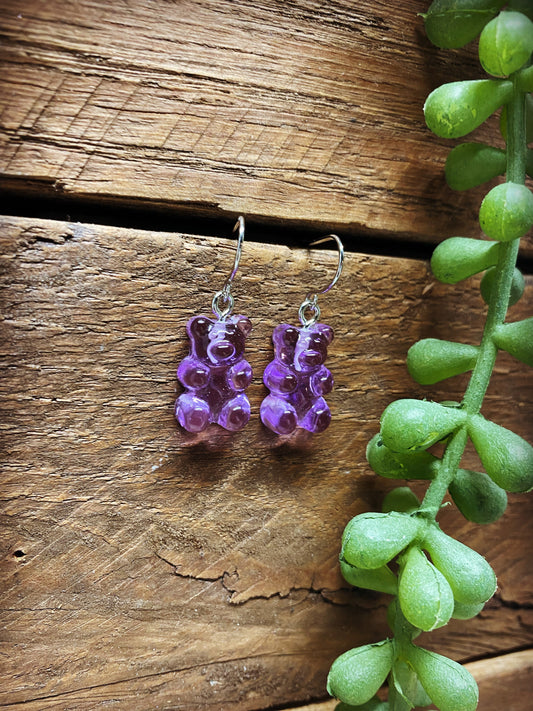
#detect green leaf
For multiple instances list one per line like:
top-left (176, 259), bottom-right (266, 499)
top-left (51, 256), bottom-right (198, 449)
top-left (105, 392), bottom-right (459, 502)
top-left (452, 599), bottom-right (486, 619)
top-left (380, 399), bottom-right (467, 452)
top-left (493, 317), bottom-right (533, 366)
top-left (393, 660), bottom-right (433, 708)
top-left (468, 415), bottom-right (533, 492)
top-left (479, 182), bottom-right (533, 241)
top-left (340, 559), bottom-right (398, 595)
top-left (480, 266), bottom-right (525, 307)
top-left (445, 142), bottom-right (506, 190)
top-left (408, 647), bottom-right (479, 711)
top-left (424, 79), bottom-right (513, 138)
top-left (382, 487), bottom-right (420, 514)
top-left (399, 546), bottom-right (454, 631)
top-left (431, 237), bottom-right (500, 284)
top-left (449, 469), bottom-right (508, 523)
top-left (341, 512), bottom-right (422, 569)
top-left (407, 338), bottom-right (479, 385)
top-left (479, 11), bottom-right (533, 76)
top-left (423, 0), bottom-right (506, 48)
top-left (327, 640), bottom-right (393, 706)
top-left (423, 524), bottom-right (497, 604)
top-left (366, 434), bottom-right (439, 480)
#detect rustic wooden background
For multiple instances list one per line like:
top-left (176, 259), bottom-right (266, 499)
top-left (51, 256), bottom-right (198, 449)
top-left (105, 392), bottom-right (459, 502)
top-left (1, 1), bottom-right (532, 710)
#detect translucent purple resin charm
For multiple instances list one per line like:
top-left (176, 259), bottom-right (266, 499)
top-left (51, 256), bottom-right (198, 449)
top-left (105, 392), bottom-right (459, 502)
top-left (175, 314), bottom-right (253, 432)
top-left (260, 322), bottom-right (334, 434)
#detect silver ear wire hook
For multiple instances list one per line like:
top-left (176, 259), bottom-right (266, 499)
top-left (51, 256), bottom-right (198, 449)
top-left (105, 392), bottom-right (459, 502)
top-left (299, 233), bottom-right (344, 327)
top-left (212, 216), bottom-right (245, 320)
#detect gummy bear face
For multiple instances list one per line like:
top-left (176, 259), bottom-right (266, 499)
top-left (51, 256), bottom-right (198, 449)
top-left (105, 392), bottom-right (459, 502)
top-left (187, 315), bottom-right (252, 366)
top-left (272, 323), bottom-right (333, 373)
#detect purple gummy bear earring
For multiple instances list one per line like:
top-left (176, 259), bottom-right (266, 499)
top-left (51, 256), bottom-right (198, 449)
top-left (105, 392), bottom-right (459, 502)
top-left (260, 234), bottom-right (344, 435)
top-left (175, 216), bottom-right (253, 433)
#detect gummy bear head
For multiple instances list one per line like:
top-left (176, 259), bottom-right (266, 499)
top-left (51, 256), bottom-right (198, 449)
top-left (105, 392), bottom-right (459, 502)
top-left (187, 314), bottom-right (252, 366)
top-left (272, 323), bottom-right (333, 372)
top-left (294, 323), bottom-right (334, 372)
top-left (271, 324), bottom-right (299, 366)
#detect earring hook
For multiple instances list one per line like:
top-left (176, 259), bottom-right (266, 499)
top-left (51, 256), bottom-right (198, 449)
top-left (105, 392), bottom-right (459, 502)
top-left (308, 234), bottom-right (344, 295)
top-left (212, 216), bottom-right (245, 320)
top-left (299, 233), bottom-right (344, 327)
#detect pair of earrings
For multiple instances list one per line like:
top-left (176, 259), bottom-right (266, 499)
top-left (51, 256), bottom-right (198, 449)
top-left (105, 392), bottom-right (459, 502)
top-left (175, 217), bottom-right (344, 436)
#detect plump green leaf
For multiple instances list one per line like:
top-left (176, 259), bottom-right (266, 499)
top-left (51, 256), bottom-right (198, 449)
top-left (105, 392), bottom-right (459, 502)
top-left (327, 640), bottom-right (393, 706)
top-left (492, 317), bottom-right (533, 366)
top-left (479, 182), bottom-right (533, 241)
top-left (479, 11), bottom-right (533, 76)
top-left (340, 559), bottom-right (398, 595)
top-left (449, 468), bottom-right (508, 523)
top-left (423, 524), bottom-right (497, 604)
top-left (480, 266), bottom-right (525, 307)
top-left (380, 399), bottom-right (467, 452)
top-left (407, 338), bottom-right (479, 385)
top-left (366, 434), bottom-right (439, 480)
top-left (468, 415), bottom-right (533, 492)
top-left (423, 0), bottom-right (506, 48)
top-left (445, 142), bottom-right (506, 190)
top-left (431, 237), bottom-right (500, 284)
top-left (399, 546), bottom-right (454, 631)
top-left (452, 599), bottom-right (486, 620)
top-left (382, 487), bottom-right (420, 514)
top-left (424, 79), bottom-right (512, 138)
top-left (393, 660), bottom-right (433, 708)
top-left (341, 512), bottom-right (422, 569)
top-left (408, 646), bottom-right (479, 711)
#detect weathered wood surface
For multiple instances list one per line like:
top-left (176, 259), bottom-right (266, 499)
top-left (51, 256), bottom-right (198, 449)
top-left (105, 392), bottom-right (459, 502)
top-left (283, 649), bottom-right (533, 711)
top-left (0, 215), bottom-right (532, 709)
top-left (2, 0), bottom-right (531, 251)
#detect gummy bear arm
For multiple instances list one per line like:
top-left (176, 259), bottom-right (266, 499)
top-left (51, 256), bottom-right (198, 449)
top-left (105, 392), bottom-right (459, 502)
top-left (177, 356), bottom-right (210, 388)
top-left (310, 365), bottom-right (334, 396)
top-left (227, 358), bottom-right (253, 391)
top-left (263, 361), bottom-right (298, 394)
top-left (315, 364), bottom-right (332, 379)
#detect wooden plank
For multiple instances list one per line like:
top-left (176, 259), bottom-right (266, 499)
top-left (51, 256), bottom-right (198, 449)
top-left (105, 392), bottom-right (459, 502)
top-left (467, 649), bottom-right (533, 711)
top-left (2, 0), bottom-right (530, 249)
top-left (0, 215), bottom-right (532, 709)
top-left (281, 649), bottom-right (533, 710)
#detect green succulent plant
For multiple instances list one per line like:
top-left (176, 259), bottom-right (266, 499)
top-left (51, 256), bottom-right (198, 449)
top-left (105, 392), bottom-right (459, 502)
top-left (327, 2), bottom-right (532, 709)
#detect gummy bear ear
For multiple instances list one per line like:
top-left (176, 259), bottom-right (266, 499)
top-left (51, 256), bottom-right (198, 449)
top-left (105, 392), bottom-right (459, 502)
top-left (188, 315), bottom-right (213, 339)
top-left (316, 324), bottom-right (334, 344)
top-left (236, 315), bottom-right (252, 337)
top-left (273, 324), bottom-right (298, 346)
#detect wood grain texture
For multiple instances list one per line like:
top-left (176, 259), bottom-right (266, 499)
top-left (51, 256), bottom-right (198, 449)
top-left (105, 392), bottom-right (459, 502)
top-left (0, 215), bottom-right (532, 709)
top-left (2, 0), bottom-right (531, 250)
top-left (282, 649), bottom-right (533, 711)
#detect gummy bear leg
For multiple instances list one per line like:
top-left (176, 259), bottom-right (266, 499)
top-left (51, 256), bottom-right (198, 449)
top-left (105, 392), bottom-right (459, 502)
top-left (218, 393), bottom-right (251, 431)
top-left (260, 394), bottom-right (298, 435)
top-left (175, 393), bottom-right (210, 433)
top-left (301, 397), bottom-right (331, 433)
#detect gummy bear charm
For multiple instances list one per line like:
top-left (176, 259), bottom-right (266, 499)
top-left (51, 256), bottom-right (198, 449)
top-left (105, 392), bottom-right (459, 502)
top-left (175, 314), bottom-right (253, 432)
top-left (260, 322), bottom-right (334, 434)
